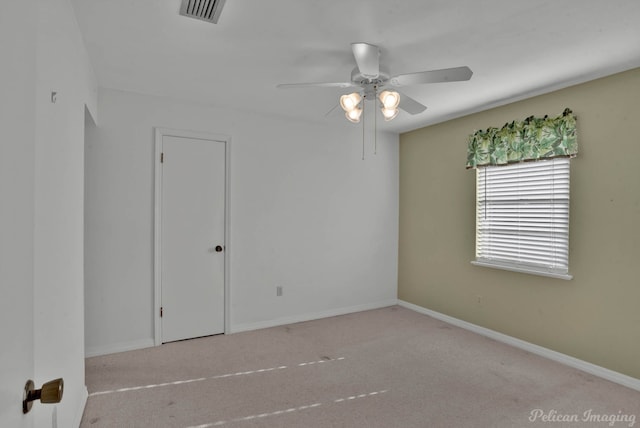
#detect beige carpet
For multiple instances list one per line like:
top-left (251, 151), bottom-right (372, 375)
top-left (81, 306), bottom-right (639, 427)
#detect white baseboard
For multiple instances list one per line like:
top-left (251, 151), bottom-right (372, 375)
top-left (85, 302), bottom-right (397, 357)
top-left (230, 299), bottom-right (398, 334)
top-left (398, 300), bottom-right (640, 392)
top-left (85, 338), bottom-right (155, 358)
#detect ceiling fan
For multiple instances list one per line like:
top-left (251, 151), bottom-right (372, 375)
top-left (277, 42), bottom-right (473, 123)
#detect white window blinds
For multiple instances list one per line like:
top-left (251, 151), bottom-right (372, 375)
top-left (474, 157), bottom-right (571, 279)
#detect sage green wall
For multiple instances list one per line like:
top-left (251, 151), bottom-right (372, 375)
top-left (398, 68), bottom-right (640, 379)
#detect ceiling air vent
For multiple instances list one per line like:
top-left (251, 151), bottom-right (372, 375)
top-left (179, 0), bottom-right (226, 24)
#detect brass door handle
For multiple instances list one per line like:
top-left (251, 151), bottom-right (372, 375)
top-left (23, 378), bottom-right (64, 414)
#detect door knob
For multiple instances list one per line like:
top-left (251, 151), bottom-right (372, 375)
top-left (23, 378), bottom-right (64, 414)
top-left (215, 245), bottom-right (223, 252)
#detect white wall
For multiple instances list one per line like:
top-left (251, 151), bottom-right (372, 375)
top-left (85, 88), bottom-right (398, 355)
top-left (32, 0), bottom-right (97, 427)
top-left (0, 2), bottom-right (37, 427)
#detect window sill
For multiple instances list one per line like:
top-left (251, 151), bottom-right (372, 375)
top-left (471, 260), bottom-right (573, 280)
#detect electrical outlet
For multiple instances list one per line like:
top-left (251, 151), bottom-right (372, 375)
top-left (276, 286), bottom-right (283, 297)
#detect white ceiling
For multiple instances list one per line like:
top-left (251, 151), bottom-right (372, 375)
top-left (71, 0), bottom-right (640, 133)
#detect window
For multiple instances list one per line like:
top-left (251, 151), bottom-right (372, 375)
top-left (472, 157), bottom-right (572, 280)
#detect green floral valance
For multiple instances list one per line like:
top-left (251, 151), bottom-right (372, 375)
top-left (466, 108), bottom-right (577, 169)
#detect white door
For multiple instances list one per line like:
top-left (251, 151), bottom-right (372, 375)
top-left (160, 135), bottom-right (226, 343)
top-left (0, 151), bottom-right (36, 428)
top-left (1, 1), bottom-right (35, 423)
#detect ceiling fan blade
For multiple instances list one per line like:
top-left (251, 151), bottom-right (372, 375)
top-left (351, 42), bottom-right (380, 79)
top-left (277, 82), bottom-right (354, 89)
top-left (324, 103), bottom-right (340, 117)
top-left (397, 91), bottom-right (427, 115)
top-left (390, 66), bottom-right (473, 87)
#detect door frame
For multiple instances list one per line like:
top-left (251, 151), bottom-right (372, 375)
top-left (153, 127), bottom-right (231, 345)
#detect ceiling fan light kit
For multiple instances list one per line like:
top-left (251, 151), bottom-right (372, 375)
top-left (340, 92), bottom-right (364, 123)
top-left (378, 90), bottom-right (400, 121)
top-left (379, 90), bottom-right (400, 109)
top-left (339, 89), bottom-right (401, 123)
top-left (340, 92), bottom-right (362, 111)
top-left (277, 42), bottom-right (472, 124)
top-left (345, 105), bottom-right (363, 123)
top-left (381, 106), bottom-right (399, 121)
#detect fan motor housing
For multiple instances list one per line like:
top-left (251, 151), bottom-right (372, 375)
top-left (351, 66), bottom-right (390, 86)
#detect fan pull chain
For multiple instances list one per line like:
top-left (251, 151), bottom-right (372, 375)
top-left (374, 97), bottom-right (377, 155)
top-left (361, 97), bottom-right (365, 160)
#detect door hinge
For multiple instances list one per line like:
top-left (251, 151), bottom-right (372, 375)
top-left (160, 307), bottom-right (163, 317)
top-left (160, 152), bottom-right (164, 163)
